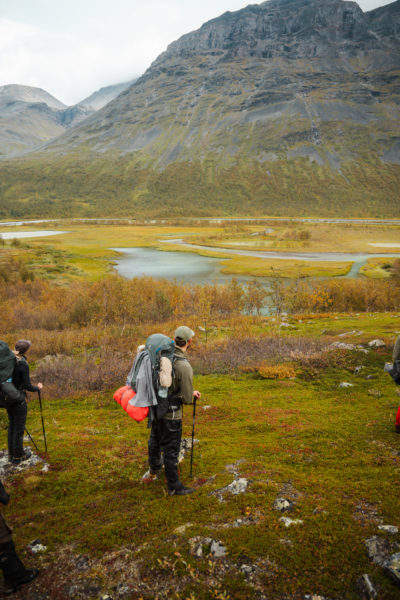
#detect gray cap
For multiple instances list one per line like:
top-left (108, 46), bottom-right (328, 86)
top-left (174, 326), bottom-right (195, 342)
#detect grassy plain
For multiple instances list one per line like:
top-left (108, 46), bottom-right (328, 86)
top-left (1, 219), bottom-right (399, 281)
top-left (1, 314), bottom-right (400, 599)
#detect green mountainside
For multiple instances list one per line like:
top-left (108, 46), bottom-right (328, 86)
top-left (1, 0), bottom-right (400, 218)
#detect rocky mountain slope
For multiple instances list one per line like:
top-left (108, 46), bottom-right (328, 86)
top-left (79, 80), bottom-right (135, 111)
top-left (1, 0), bottom-right (399, 217)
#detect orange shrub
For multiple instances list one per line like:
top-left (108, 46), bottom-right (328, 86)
top-left (258, 363), bottom-right (296, 379)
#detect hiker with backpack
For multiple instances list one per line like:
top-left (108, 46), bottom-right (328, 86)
top-left (7, 340), bottom-right (43, 465)
top-left (143, 326), bottom-right (201, 496)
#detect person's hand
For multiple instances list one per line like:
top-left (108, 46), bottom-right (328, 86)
top-left (38, 383), bottom-right (43, 390)
top-left (193, 390), bottom-right (201, 399)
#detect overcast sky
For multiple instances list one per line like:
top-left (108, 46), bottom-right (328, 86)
top-left (0, 0), bottom-right (390, 106)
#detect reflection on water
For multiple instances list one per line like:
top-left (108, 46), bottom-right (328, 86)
top-left (111, 245), bottom-right (398, 285)
top-left (0, 231), bottom-right (67, 239)
top-left (111, 247), bottom-right (260, 286)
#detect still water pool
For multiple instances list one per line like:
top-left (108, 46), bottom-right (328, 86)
top-left (111, 247), bottom-right (256, 286)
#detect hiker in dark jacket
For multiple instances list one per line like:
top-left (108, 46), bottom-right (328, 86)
top-left (0, 480), bottom-right (39, 594)
top-left (143, 326), bottom-right (201, 496)
top-left (394, 335), bottom-right (400, 433)
top-left (7, 340), bottom-right (43, 464)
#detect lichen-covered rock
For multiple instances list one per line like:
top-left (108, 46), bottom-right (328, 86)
top-left (273, 497), bottom-right (293, 512)
top-left (356, 574), bottom-right (378, 600)
top-left (378, 525), bottom-right (399, 535)
top-left (279, 517), bottom-right (303, 527)
top-left (368, 339), bottom-right (386, 348)
top-left (383, 552), bottom-right (400, 587)
top-left (365, 536), bottom-right (394, 566)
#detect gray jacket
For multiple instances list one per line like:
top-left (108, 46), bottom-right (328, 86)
top-left (127, 351), bottom-right (158, 408)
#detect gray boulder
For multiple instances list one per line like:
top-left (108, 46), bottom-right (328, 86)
top-left (383, 553), bottom-right (400, 587)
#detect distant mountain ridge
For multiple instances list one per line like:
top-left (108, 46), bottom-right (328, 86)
top-left (0, 0), bottom-right (399, 218)
top-left (0, 80), bottom-right (135, 158)
top-left (79, 81), bottom-right (135, 111)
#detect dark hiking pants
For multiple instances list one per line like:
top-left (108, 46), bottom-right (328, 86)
top-left (148, 418), bottom-right (182, 491)
top-left (6, 401), bottom-right (27, 459)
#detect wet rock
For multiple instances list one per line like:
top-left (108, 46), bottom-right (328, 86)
top-left (383, 552), bottom-right (400, 586)
top-left (378, 525), bottom-right (399, 534)
top-left (354, 366), bottom-right (364, 375)
top-left (279, 517), bottom-right (303, 527)
top-left (202, 405), bottom-right (212, 410)
top-left (368, 339), bottom-right (386, 348)
top-left (339, 382), bottom-right (354, 388)
top-left (273, 497), bottom-right (293, 512)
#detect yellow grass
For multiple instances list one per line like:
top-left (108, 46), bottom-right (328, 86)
top-left (1, 219), bottom-right (399, 280)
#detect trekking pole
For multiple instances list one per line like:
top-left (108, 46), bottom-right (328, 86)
top-left (24, 427), bottom-right (41, 455)
top-left (37, 389), bottom-right (48, 455)
top-left (189, 396), bottom-right (197, 478)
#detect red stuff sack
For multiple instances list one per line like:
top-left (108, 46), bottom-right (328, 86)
top-left (113, 385), bottom-right (149, 422)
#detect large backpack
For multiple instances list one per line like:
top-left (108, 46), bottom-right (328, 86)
top-left (0, 341), bottom-right (26, 407)
top-left (129, 333), bottom-right (176, 419)
top-left (115, 334), bottom-right (177, 421)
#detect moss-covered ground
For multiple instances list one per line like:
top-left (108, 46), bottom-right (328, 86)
top-left (1, 314), bottom-right (400, 599)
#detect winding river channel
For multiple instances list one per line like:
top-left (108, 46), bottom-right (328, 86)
top-left (1, 223), bottom-right (399, 286)
top-left (112, 240), bottom-right (399, 285)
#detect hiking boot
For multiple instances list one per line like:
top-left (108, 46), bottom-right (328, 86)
top-left (141, 470), bottom-right (159, 484)
top-left (11, 450), bottom-right (32, 465)
top-left (396, 424), bottom-right (400, 434)
top-left (168, 486), bottom-right (196, 496)
top-left (3, 568), bottom-right (39, 595)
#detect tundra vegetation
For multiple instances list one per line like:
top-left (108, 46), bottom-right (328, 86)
top-left (0, 221), bottom-right (399, 599)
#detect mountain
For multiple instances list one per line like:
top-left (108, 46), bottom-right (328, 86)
top-left (0, 84), bottom-right (66, 109)
top-left (79, 80), bottom-right (136, 111)
top-left (0, 81), bottom-right (135, 158)
top-left (1, 0), bottom-right (399, 218)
